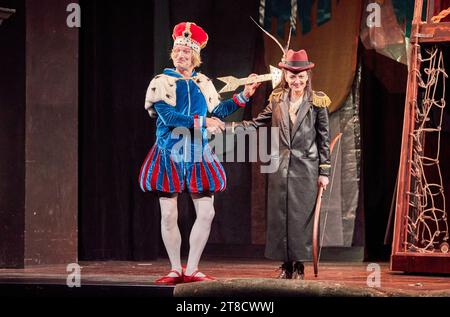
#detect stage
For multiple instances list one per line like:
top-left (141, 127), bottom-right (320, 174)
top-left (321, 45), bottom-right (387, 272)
top-left (1, 258), bottom-right (450, 297)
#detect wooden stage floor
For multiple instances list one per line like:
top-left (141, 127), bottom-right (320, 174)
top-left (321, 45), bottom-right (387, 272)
top-left (1, 258), bottom-right (450, 297)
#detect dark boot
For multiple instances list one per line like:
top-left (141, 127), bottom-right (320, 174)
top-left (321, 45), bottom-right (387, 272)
top-left (277, 262), bottom-right (293, 279)
top-left (292, 261), bottom-right (305, 280)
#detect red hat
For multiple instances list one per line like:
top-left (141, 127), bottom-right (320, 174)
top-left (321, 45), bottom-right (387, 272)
top-left (278, 49), bottom-right (315, 72)
top-left (172, 22), bottom-right (208, 54)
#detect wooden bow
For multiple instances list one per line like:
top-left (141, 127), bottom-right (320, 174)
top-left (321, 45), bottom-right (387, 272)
top-left (312, 132), bottom-right (342, 277)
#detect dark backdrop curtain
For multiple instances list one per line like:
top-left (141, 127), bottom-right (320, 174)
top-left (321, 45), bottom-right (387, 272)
top-left (79, 0), bottom-right (260, 260)
top-left (360, 47), bottom-right (407, 260)
top-left (79, 0), bottom-right (157, 260)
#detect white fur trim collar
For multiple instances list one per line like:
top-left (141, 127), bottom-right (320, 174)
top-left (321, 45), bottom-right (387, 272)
top-left (144, 73), bottom-right (221, 117)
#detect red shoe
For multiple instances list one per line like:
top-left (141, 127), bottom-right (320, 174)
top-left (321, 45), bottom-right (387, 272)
top-left (183, 270), bottom-right (215, 283)
top-left (155, 270), bottom-right (183, 285)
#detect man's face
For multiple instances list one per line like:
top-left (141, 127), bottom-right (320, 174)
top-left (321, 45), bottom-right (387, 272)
top-left (172, 45), bottom-right (194, 71)
top-left (285, 70), bottom-right (308, 95)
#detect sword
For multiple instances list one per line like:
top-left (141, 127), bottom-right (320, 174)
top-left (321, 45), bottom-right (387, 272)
top-left (217, 65), bottom-right (282, 94)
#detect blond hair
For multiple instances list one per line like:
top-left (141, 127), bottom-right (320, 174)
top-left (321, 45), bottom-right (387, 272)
top-left (170, 48), bottom-right (202, 69)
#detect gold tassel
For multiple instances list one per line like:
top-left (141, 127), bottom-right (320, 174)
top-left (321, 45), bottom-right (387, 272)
top-left (269, 88), bottom-right (284, 103)
top-left (312, 91), bottom-right (331, 108)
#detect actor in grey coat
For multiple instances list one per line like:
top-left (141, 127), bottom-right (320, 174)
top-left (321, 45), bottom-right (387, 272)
top-left (228, 49), bottom-right (331, 279)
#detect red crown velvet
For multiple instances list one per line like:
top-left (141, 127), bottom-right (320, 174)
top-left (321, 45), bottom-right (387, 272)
top-left (172, 22), bottom-right (208, 53)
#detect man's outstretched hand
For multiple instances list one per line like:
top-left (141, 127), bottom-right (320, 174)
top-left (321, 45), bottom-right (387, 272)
top-left (243, 73), bottom-right (262, 99)
top-left (206, 117), bottom-right (225, 134)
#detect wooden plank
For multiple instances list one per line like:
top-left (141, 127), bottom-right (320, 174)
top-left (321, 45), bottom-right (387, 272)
top-left (417, 22), bottom-right (450, 43)
top-left (391, 0), bottom-right (424, 256)
top-left (392, 253), bottom-right (450, 274)
top-left (1, 261), bottom-right (450, 294)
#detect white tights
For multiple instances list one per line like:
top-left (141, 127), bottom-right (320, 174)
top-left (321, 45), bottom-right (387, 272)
top-left (159, 194), bottom-right (215, 277)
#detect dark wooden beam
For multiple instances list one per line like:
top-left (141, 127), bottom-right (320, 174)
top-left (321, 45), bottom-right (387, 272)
top-left (392, 0), bottom-right (424, 257)
top-left (417, 22), bottom-right (450, 43)
top-left (24, 0), bottom-right (78, 266)
top-left (392, 253), bottom-right (450, 274)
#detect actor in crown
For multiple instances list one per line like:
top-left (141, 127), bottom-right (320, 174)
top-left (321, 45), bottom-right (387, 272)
top-left (139, 22), bottom-right (259, 284)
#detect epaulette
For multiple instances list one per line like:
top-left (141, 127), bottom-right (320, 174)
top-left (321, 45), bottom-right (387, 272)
top-left (312, 91), bottom-right (331, 108)
top-left (268, 88), bottom-right (284, 103)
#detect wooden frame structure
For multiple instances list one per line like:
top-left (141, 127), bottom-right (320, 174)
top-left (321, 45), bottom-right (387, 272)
top-left (391, 0), bottom-right (450, 274)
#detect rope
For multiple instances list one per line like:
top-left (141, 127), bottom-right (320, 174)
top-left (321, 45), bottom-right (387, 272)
top-left (405, 46), bottom-right (448, 253)
top-left (431, 7), bottom-right (450, 23)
